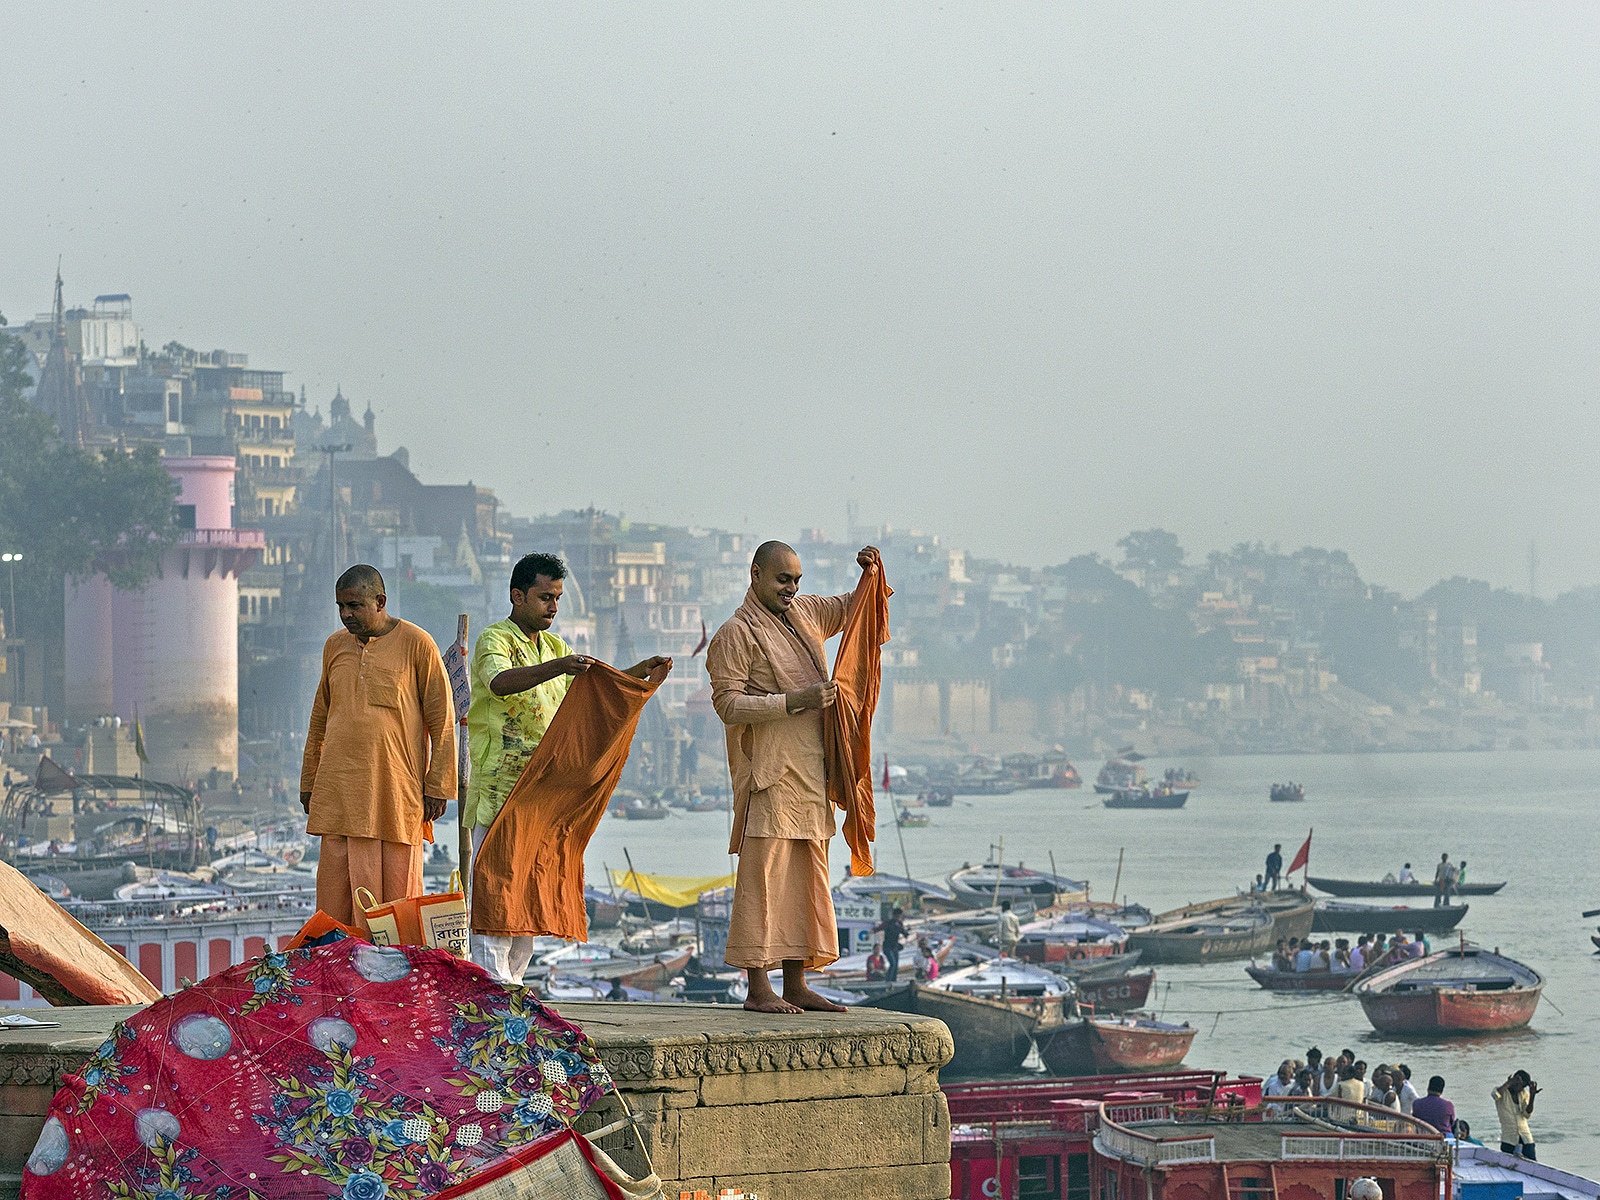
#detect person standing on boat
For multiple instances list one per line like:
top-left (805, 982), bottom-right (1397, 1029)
top-left (1265, 843), bottom-right (1283, 891)
top-left (465, 553), bottom-right (667, 984)
top-left (300, 565), bottom-right (456, 931)
top-left (707, 542), bottom-right (882, 1014)
top-left (876, 906), bottom-right (908, 984)
top-left (1493, 1072), bottom-right (1538, 1159)
top-left (1433, 853), bottom-right (1457, 908)
top-left (997, 900), bottom-right (1021, 957)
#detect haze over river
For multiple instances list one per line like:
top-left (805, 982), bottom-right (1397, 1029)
top-left (505, 749), bottom-right (1599, 1174)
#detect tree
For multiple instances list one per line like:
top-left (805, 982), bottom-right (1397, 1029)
top-left (1116, 529), bottom-right (1185, 575)
top-left (0, 312), bottom-right (181, 711)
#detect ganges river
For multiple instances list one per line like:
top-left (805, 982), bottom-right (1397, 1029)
top-left (457, 748), bottom-right (1600, 1175)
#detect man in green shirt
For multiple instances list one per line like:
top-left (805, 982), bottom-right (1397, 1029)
top-left (467, 552), bottom-right (667, 982)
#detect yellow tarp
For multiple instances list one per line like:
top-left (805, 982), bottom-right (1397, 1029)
top-left (607, 870), bottom-right (736, 909)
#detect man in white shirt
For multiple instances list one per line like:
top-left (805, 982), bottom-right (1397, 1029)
top-left (1398, 862), bottom-right (1416, 885)
top-left (1294, 942), bottom-right (1316, 972)
top-left (1396, 1064), bottom-right (1420, 1115)
top-left (1262, 1061), bottom-right (1294, 1097)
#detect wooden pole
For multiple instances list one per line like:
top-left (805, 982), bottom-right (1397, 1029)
top-left (990, 836), bottom-right (1005, 910)
top-left (623, 845), bottom-right (656, 926)
top-left (453, 615), bottom-right (471, 885)
top-left (1112, 847), bottom-right (1125, 910)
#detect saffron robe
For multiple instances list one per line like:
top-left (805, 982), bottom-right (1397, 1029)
top-left (823, 560), bottom-right (892, 875)
top-left (471, 659), bottom-right (671, 940)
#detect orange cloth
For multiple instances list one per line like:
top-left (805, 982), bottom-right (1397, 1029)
top-left (471, 660), bottom-right (671, 939)
top-left (824, 560), bottom-right (892, 876)
top-left (723, 836), bottom-right (838, 970)
top-left (708, 589), bottom-right (849, 852)
top-left (0, 860), bottom-right (162, 1005)
top-left (315, 834), bottom-right (425, 932)
top-left (300, 619), bottom-right (457, 846)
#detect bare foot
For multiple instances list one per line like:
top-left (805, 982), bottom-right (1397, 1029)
top-left (784, 985), bottom-right (847, 1013)
top-left (744, 993), bottom-right (803, 1014)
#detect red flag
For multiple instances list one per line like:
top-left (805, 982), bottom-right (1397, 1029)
top-left (1287, 829), bottom-right (1312, 875)
top-left (882, 754), bottom-right (891, 793)
top-left (691, 619), bottom-right (708, 657)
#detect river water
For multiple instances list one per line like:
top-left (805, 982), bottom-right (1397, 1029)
top-left (550, 749), bottom-right (1600, 1175)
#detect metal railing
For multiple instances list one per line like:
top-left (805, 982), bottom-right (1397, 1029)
top-left (1095, 1102), bottom-right (1216, 1165)
top-left (1281, 1136), bottom-right (1443, 1162)
top-left (178, 528), bottom-right (267, 547)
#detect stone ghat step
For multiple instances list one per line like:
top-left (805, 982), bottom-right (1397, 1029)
top-left (0, 1001), bottom-right (956, 1200)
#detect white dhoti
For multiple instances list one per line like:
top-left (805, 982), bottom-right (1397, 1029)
top-left (470, 823), bottom-right (537, 985)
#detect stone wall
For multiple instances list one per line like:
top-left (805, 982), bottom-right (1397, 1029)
top-left (0, 1002), bottom-right (954, 1200)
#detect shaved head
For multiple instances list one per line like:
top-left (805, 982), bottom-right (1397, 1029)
top-left (750, 540), bottom-right (802, 616)
top-left (752, 540), bottom-right (796, 571)
top-left (335, 564), bottom-right (385, 595)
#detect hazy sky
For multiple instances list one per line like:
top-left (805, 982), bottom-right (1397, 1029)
top-left (4, 4), bottom-right (1598, 596)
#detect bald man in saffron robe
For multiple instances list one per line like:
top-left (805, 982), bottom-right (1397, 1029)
top-left (707, 540), bottom-right (880, 1013)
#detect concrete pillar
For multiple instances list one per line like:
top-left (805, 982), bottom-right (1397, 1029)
top-left (63, 575), bottom-right (115, 725)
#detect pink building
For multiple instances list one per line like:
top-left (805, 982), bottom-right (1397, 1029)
top-left (64, 456), bottom-right (263, 780)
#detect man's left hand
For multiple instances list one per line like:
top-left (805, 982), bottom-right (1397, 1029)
top-left (422, 795), bottom-right (449, 822)
top-left (857, 545), bottom-right (881, 569)
top-left (625, 655), bottom-right (672, 679)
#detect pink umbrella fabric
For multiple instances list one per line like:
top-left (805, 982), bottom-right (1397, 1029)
top-left (22, 938), bottom-right (612, 1199)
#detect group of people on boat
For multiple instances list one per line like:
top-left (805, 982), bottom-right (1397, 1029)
top-left (1389, 852), bottom-right (1468, 906)
top-left (1259, 1048), bottom-right (1539, 1158)
top-left (1270, 931), bottom-right (1430, 974)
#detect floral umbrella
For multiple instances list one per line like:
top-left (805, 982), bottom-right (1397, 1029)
top-left (22, 938), bottom-right (613, 1200)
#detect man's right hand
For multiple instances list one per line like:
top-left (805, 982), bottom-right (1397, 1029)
top-left (299, 791), bottom-right (311, 815)
top-left (787, 681), bottom-right (838, 713)
top-left (560, 655), bottom-right (593, 676)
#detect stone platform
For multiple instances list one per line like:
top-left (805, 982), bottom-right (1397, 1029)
top-left (0, 1002), bottom-right (954, 1199)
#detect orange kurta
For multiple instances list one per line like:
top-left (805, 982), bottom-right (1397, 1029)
top-left (471, 659), bottom-right (671, 940)
top-left (824, 560), bottom-right (892, 876)
top-left (708, 588), bottom-right (850, 970)
top-left (300, 619), bottom-right (457, 846)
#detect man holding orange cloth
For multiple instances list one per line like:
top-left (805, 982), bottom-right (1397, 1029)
top-left (707, 541), bottom-right (882, 1013)
top-left (300, 565), bottom-right (456, 930)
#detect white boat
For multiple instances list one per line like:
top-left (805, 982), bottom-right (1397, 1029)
top-left (932, 957), bottom-right (1074, 1000)
top-left (947, 859), bottom-right (1087, 908)
top-left (113, 872), bottom-right (230, 902)
top-left (1453, 1142), bottom-right (1600, 1200)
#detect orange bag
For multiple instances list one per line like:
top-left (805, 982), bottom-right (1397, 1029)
top-left (284, 910), bottom-right (368, 951)
top-left (357, 870), bottom-right (469, 957)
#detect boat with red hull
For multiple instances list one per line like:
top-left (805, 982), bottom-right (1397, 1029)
top-left (1353, 944), bottom-right (1543, 1034)
top-left (1073, 969), bottom-right (1154, 1012)
top-left (1033, 1012), bottom-right (1195, 1075)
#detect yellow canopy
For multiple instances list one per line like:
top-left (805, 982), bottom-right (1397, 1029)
top-left (607, 869), bottom-right (736, 909)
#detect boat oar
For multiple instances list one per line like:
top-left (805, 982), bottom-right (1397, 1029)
top-left (1582, 908), bottom-right (1600, 919)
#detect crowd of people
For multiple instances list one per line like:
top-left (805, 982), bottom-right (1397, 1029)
top-left (1260, 1048), bottom-right (1540, 1159)
top-left (1268, 931), bottom-right (1432, 974)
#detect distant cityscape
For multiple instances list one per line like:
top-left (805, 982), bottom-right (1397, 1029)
top-left (6, 279), bottom-right (1600, 786)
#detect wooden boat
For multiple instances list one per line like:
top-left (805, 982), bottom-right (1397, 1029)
top-left (1062, 949), bottom-right (1145, 981)
top-left (922, 789), bottom-right (955, 807)
top-left (1312, 900), bottom-right (1468, 935)
top-left (1093, 752), bottom-right (1145, 794)
top-left (930, 957), bottom-right (1072, 1025)
top-left (835, 872), bottom-right (955, 905)
top-left (1352, 945), bottom-right (1543, 1034)
top-left (1128, 893), bottom-right (1315, 964)
top-left (947, 860), bottom-right (1087, 909)
top-left (1269, 783), bottom-right (1305, 802)
top-left (1015, 912), bottom-right (1128, 964)
top-left (1308, 875), bottom-right (1505, 898)
top-left (896, 809), bottom-right (931, 828)
top-left (863, 981), bottom-right (1039, 1075)
top-left (621, 799), bottom-right (670, 821)
top-left (1073, 969), bottom-right (1154, 1013)
top-left (1101, 787), bottom-right (1187, 809)
top-left (1244, 964), bottom-right (1359, 992)
top-left (1033, 1013), bottom-right (1195, 1075)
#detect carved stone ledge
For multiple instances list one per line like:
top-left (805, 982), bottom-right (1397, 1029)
top-left (553, 1002), bottom-right (955, 1083)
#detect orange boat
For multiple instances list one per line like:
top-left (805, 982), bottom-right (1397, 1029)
top-left (1353, 944), bottom-right (1543, 1034)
